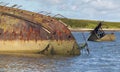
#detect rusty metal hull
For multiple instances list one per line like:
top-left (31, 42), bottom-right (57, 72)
top-left (0, 40), bottom-right (80, 55)
top-left (96, 33), bottom-right (115, 41)
top-left (88, 33), bottom-right (115, 41)
top-left (0, 6), bottom-right (80, 56)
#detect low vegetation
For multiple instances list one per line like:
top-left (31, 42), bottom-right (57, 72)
top-left (55, 18), bottom-right (120, 29)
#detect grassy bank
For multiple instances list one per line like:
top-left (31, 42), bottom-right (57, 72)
top-left (56, 18), bottom-right (120, 29)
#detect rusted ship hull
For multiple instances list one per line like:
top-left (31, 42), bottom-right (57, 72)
top-left (88, 22), bottom-right (115, 42)
top-left (88, 33), bottom-right (115, 41)
top-left (0, 40), bottom-right (80, 55)
top-left (0, 6), bottom-right (80, 56)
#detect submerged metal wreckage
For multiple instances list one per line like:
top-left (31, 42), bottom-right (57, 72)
top-left (88, 22), bottom-right (115, 41)
top-left (0, 6), bottom-right (81, 55)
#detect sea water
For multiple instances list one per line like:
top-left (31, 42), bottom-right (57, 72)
top-left (0, 32), bottom-right (120, 72)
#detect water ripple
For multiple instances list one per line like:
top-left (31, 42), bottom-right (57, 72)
top-left (0, 32), bottom-right (120, 72)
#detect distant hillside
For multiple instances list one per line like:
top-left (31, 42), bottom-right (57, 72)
top-left (55, 18), bottom-right (120, 29)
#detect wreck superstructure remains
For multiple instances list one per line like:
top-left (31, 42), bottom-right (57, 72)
top-left (0, 6), bottom-right (80, 55)
top-left (88, 22), bottom-right (115, 41)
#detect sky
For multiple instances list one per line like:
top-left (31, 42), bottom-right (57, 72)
top-left (0, 0), bottom-right (120, 22)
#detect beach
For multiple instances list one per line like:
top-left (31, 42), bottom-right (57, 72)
top-left (69, 28), bottom-right (120, 32)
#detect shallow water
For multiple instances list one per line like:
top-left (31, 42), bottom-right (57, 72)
top-left (0, 32), bottom-right (120, 72)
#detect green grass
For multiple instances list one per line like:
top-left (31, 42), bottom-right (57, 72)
top-left (55, 18), bottom-right (120, 29)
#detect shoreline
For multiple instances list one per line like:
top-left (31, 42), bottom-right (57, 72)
top-left (69, 28), bottom-right (120, 32)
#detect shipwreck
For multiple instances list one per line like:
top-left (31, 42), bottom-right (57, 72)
top-left (88, 22), bottom-right (115, 41)
top-left (0, 5), bottom-right (81, 56)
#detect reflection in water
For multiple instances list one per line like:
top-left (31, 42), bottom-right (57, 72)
top-left (0, 32), bottom-right (120, 72)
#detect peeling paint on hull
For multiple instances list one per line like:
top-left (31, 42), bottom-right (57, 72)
top-left (88, 33), bottom-right (115, 41)
top-left (0, 6), bottom-right (80, 56)
top-left (0, 40), bottom-right (80, 55)
top-left (96, 34), bottom-right (115, 41)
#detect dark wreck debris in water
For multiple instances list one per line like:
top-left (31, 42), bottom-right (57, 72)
top-left (88, 22), bottom-right (116, 41)
top-left (0, 5), bottom-right (80, 56)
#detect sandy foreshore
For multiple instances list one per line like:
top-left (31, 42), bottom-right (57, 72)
top-left (69, 28), bottom-right (120, 32)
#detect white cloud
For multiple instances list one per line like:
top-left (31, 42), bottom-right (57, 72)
top-left (90, 0), bottom-right (119, 10)
top-left (81, 0), bottom-right (92, 3)
top-left (71, 5), bottom-right (78, 11)
top-left (52, 0), bottom-right (61, 3)
top-left (41, 0), bottom-right (64, 5)
top-left (0, 0), bottom-right (120, 21)
top-left (100, 11), bottom-right (107, 14)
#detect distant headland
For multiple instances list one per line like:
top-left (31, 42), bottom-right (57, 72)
top-left (55, 18), bottom-right (120, 32)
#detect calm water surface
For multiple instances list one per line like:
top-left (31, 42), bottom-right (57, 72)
top-left (0, 32), bottom-right (120, 72)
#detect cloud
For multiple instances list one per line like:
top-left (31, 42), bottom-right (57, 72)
top-left (51, 0), bottom-right (61, 4)
top-left (0, 0), bottom-right (120, 21)
top-left (35, 0), bottom-right (64, 5)
top-left (75, 0), bottom-right (120, 21)
top-left (90, 0), bottom-right (119, 10)
top-left (71, 5), bottom-right (77, 11)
